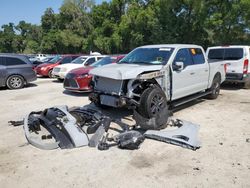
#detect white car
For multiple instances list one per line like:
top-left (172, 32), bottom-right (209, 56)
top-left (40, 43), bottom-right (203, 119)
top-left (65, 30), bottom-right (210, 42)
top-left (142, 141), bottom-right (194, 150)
top-left (52, 55), bottom-right (105, 80)
top-left (206, 45), bottom-right (250, 88)
top-left (36, 54), bottom-right (47, 61)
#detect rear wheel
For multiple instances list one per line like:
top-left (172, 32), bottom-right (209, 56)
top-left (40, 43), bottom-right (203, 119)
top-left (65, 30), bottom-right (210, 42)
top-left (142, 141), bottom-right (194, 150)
top-left (207, 76), bottom-right (221, 99)
top-left (57, 78), bottom-right (64, 82)
top-left (243, 79), bottom-right (250, 89)
top-left (138, 86), bottom-right (168, 118)
top-left (6, 75), bottom-right (25, 89)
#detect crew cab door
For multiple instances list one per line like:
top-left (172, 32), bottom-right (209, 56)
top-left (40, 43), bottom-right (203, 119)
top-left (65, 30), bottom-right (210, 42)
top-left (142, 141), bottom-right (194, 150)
top-left (171, 48), bottom-right (207, 100)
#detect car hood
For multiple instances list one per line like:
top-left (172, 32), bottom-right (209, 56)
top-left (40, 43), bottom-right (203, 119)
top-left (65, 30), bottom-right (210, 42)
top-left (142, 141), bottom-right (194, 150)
top-left (36, 63), bottom-right (57, 68)
top-left (89, 63), bottom-right (163, 80)
top-left (69, 66), bottom-right (94, 75)
top-left (58, 63), bottom-right (84, 69)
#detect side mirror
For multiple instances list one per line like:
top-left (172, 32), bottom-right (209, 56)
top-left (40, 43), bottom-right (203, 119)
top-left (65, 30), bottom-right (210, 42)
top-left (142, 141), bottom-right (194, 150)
top-left (173, 61), bottom-right (184, 71)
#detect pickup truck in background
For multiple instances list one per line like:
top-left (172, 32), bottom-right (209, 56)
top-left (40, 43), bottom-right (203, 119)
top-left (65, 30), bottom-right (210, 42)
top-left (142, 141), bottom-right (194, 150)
top-left (89, 44), bottom-right (226, 120)
top-left (206, 45), bottom-right (250, 89)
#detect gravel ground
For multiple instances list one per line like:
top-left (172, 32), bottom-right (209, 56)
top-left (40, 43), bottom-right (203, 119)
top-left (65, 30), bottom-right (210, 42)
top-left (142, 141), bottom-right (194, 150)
top-left (0, 78), bottom-right (249, 188)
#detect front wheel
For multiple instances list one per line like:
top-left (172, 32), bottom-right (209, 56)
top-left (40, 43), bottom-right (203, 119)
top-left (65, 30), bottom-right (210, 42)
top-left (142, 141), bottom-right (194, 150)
top-left (6, 75), bottom-right (25, 89)
top-left (48, 70), bottom-right (53, 78)
top-left (207, 76), bottom-right (221, 99)
top-left (138, 86), bottom-right (168, 118)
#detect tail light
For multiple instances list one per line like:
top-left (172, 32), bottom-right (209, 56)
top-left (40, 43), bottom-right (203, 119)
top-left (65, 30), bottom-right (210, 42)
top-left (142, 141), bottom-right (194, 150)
top-left (224, 64), bottom-right (227, 73)
top-left (243, 59), bottom-right (249, 74)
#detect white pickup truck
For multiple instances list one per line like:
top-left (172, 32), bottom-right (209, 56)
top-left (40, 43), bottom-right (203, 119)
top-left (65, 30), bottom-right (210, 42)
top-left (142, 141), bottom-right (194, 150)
top-left (89, 44), bottom-right (226, 119)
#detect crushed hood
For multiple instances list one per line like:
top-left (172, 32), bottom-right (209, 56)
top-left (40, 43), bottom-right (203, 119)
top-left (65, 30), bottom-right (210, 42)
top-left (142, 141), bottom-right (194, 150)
top-left (89, 63), bottom-right (163, 80)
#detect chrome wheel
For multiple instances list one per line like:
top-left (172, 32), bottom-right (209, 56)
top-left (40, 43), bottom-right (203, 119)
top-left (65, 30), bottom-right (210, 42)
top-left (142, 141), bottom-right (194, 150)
top-left (10, 77), bottom-right (22, 88)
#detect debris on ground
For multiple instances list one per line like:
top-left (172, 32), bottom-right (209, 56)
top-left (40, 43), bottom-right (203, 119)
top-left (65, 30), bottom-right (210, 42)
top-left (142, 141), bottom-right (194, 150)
top-left (9, 105), bottom-right (202, 151)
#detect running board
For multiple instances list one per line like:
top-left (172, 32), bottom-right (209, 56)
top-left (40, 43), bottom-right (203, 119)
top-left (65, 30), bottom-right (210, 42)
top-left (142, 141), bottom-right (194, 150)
top-left (170, 91), bottom-right (212, 109)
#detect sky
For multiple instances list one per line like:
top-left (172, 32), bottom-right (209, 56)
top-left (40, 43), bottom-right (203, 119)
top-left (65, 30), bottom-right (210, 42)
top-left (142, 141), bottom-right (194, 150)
top-left (0, 0), bottom-right (108, 26)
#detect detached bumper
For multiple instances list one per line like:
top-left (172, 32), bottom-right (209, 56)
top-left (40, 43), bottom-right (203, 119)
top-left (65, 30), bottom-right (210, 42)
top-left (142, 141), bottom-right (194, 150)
top-left (226, 73), bottom-right (250, 83)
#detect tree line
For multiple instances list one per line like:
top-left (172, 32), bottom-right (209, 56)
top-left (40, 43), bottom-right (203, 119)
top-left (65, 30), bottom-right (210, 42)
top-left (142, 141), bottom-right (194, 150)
top-left (0, 0), bottom-right (249, 54)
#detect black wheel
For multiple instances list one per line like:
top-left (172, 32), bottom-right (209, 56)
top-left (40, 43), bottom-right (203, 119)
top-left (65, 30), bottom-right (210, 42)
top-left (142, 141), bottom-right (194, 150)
top-left (6, 75), bottom-right (25, 89)
top-left (48, 70), bottom-right (53, 78)
top-left (138, 86), bottom-right (168, 118)
top-left (57, 78), bottom-right (64, 82)
top-left (243, 79), bottom-right (250, 89)
top-left (207, 76), bottom-right (221, 99)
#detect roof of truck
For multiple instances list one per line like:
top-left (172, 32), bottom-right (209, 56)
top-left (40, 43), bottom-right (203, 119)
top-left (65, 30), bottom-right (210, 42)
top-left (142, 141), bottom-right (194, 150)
top-left (139, 44), bottom-right (202, 48)
top-left (207, 45), bottom-right (250, 49)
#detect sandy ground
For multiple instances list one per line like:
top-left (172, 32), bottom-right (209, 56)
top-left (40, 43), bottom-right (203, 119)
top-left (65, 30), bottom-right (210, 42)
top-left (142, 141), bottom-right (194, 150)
top-left (0, 78), bottom-right (249, 188)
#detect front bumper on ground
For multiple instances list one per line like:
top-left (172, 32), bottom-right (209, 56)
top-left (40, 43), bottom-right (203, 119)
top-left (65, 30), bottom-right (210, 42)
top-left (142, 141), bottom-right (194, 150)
top-left (226, 73), bottom-right (250, 83)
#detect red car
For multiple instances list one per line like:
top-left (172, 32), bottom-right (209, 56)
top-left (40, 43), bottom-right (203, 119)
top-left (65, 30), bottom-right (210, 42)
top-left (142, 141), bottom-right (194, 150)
top-left (34, 55), bottom-right (80, 78)
top-left (64, 55), bottom-right (124, 92)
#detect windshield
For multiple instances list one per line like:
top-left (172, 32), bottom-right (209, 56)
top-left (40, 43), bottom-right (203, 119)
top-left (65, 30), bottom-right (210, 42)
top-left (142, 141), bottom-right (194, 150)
top-left (48, 56), bottom-right (62, 64)
top-left (71, 56), bottom-right (87, 64)
top-left (91, 57), bottom-right (115, 67)
top-left (119, 47), bottom-right (174, 65)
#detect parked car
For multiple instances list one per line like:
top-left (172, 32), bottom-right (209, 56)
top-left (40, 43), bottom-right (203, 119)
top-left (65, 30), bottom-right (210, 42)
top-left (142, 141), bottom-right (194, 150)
top-left (36, 54), bottom-right (47, 61)
top-left (206, 45), bottom-right (250, 88)
top-left (52, 55), bottom-right (106, 80)
top-left (0, 54), bottom-right (37, 89)
top-left (35, 55), bottom-right (80, 78)
top-left (64, 55), bottom-right (125, 92)
top-left (89, 44), bottom-right (226, 120)
top-left (31, 56), bottom-right (55, 69)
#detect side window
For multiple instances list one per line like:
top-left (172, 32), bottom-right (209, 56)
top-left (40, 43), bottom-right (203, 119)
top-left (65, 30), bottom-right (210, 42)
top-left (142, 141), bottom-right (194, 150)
top-left (97, 57), bottom-right (103, 60)
top-left (72, 56), bottom-right (78, 61)
top-left (6, 57), bottom-right (26, 66)
top-left (61, 57), bottom-right (72, 64)
top-left (0, 57), bottom-right (5, 66)
top-left (174, 48), bottom-right (193, 68)
top-left (190, 48), bottom-right (205, 64)
top-left (85, 57), bottom-right (96, 66)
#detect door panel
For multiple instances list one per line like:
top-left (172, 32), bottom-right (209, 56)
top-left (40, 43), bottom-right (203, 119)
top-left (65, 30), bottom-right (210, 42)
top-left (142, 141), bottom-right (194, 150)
top-left (172, 48), bottom-right (196, 100)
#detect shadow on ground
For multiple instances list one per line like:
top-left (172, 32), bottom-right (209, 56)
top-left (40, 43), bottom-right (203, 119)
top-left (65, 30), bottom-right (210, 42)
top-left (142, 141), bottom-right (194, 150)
top-left (63, 90), bottom-right (89, 97)
top-left (221, 83), bottom-right (244, 90)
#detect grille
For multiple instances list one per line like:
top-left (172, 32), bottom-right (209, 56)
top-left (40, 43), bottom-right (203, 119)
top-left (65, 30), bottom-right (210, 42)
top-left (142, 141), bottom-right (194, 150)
top-left (53, 67), bottom-right (60, 72)
top-left (64, 77), bottom-right (78, 88)
top-left (95, 77), bottom-right (123, 94)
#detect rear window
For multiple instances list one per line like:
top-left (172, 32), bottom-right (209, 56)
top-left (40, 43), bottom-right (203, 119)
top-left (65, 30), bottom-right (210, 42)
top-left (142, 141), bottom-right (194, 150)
top-left (208, 49), bottom-right (224, 60)
top-left (6, 57), bottom-right (26, 66)
top-left (208, 48), bottom-right (243, 60)
top-left (224, 48), bottom-right (243, 60)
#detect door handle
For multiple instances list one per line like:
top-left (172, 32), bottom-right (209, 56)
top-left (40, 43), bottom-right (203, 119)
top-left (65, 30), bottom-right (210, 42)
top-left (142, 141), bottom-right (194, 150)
top-left (205, 70), bottom-right (208, 72)
top-left (190, 72), bottom-right (195, 75)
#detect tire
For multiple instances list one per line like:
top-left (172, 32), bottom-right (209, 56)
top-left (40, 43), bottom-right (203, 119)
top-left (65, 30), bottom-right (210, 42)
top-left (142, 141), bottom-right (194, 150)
top-left (207, 75), bottom-right (221, 99)
top-left (48, 70), bottom-right (53, 78)
top-left (6, 75), bottom-right (25, 89)
top-left (243, 79), bottom-right (250, 89)
top-left (57, 78), bottom-right (64, 82)
top-left (138, 86), bottom-right (168, 118)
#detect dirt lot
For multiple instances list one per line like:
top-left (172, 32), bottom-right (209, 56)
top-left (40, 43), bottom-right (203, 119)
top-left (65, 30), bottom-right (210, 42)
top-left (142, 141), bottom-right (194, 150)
top-left (0, 78), bottom-right (249, 188)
